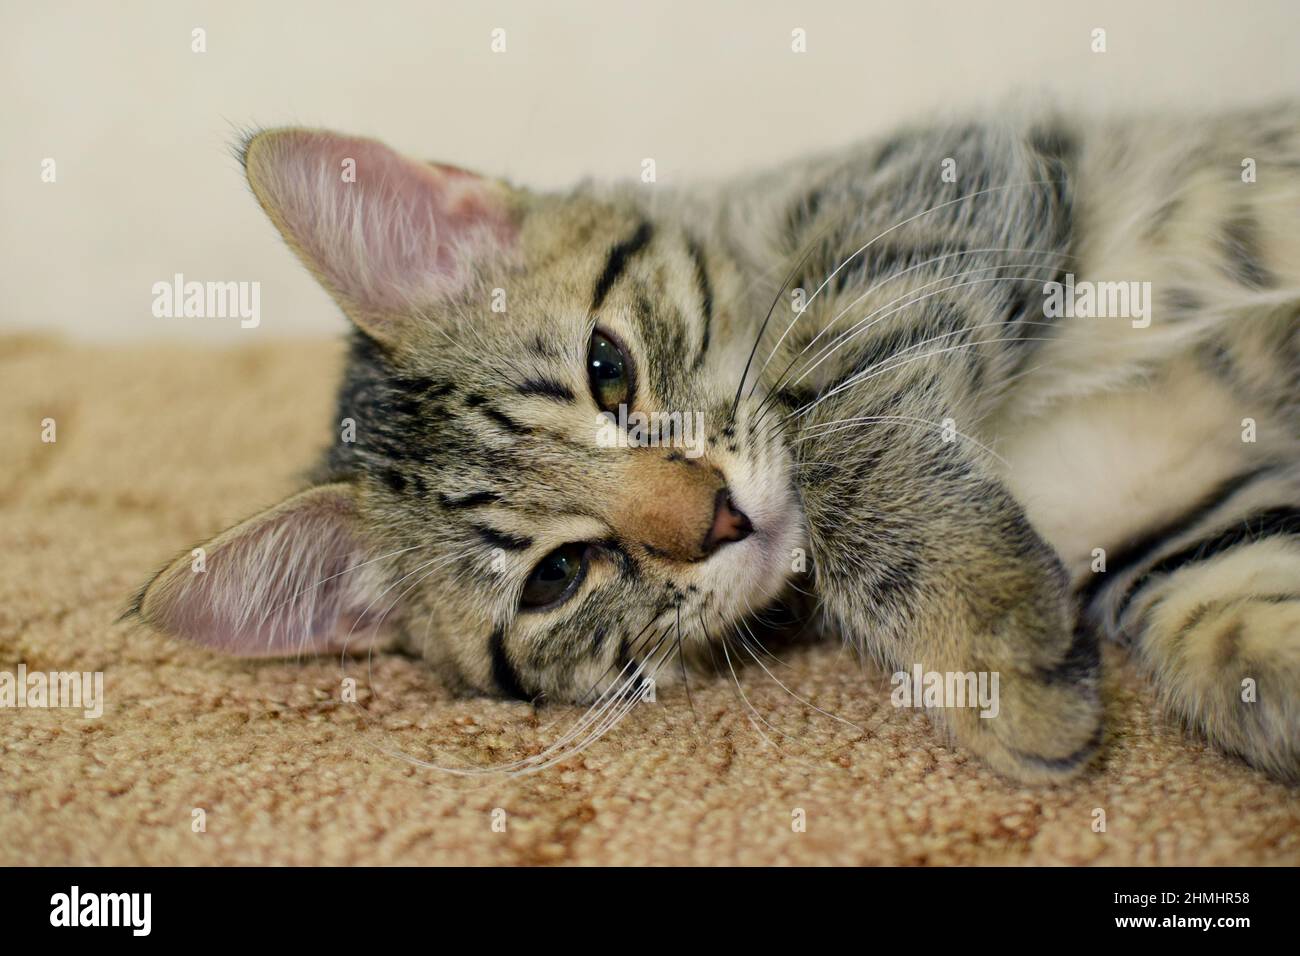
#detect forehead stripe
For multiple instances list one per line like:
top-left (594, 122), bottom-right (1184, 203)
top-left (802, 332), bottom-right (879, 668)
top-left (471, 524), bottom-right (532, 551)
top-left (686, 236), bottom-right (713, 364)
top-left (516, 378), bottom-right (576, 402)
top-left (592, 220), bottom-right (653, 311)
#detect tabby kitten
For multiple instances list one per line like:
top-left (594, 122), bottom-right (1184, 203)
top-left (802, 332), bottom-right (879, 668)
top-left (135, 108), bottom-right (1300, 783)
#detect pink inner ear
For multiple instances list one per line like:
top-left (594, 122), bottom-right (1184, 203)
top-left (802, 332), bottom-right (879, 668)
top-left (145, 488), bottom-right (387, 658)
top-left (247, 130), bottom-right (517, 316)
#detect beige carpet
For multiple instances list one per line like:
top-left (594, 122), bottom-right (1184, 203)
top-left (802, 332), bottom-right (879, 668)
top-left (2, 334), bottom-right (1297, 866)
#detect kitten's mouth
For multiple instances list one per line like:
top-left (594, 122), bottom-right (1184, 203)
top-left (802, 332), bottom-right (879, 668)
top-left (700, 481), bottom-right (804, 623)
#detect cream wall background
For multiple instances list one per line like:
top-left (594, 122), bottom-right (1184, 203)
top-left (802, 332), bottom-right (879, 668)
top-left (3, 0), bottom-right (1298, 342)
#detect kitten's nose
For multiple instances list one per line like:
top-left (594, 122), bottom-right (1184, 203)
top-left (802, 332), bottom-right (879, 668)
top-left (703, 490), bottom-right (753, 554)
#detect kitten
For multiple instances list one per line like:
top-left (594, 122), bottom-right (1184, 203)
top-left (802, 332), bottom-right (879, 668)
top-left (133, 109), bottom-right (1300, 783)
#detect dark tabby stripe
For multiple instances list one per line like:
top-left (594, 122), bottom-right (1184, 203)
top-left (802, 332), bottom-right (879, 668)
top-left (829, 240), bottom-right (966, 294)
top-left (829, 302), bottom-right (970, 393)
top-left (1036, 619), bottom-right (1101, 686)
top-left (1220, 212), bottom-right (1275, 290)
top-left (592, 221), bottom-right (653, 310)
top-left (439, 490), bottom-right (500, 509)
top-left (489, 626), bottom-right (532, 701)
top-left (380, 468), bottom-right (409, 493)
top-left (598, 538), bottom-right (641, 579)
top-left (394, 374), bottom-right (455, 399)
top-left (1012, 725), bottom-right (1103, 772)
top-left (516, 378), bottom-right (576, 402)
top-left (1116, 506), bottom-right (1300, 622)
top-left (1026, 122), bottom-right (1078, 248)
top-left (686, 237), bottom-right (714, 365)
top-left (481, 406), bottom-right (532, 435)
top-left (1077, 466), bottom-right (1272, 612)
top-left (527, 334), bottom-right (560, 359)
top-left (471, 524), bottom-right (533, 551)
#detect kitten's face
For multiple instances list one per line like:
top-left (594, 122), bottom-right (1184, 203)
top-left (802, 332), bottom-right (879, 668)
top-left (347, 194), bottom-right (805, 702)
top-left (136, 129), bottom-right (805, 703)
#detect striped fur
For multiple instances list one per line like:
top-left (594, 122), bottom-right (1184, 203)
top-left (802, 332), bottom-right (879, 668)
top-left (137, 106), bottom-right (1300, 783)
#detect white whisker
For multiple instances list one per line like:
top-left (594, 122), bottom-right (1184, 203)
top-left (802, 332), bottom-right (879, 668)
top-left (750, 179), bottom-right (1067, 388)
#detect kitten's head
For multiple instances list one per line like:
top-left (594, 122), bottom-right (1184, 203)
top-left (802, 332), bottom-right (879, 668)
top-left (135, 128), bottom-right (805, 703)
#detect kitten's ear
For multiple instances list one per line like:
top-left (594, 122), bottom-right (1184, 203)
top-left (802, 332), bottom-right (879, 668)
top-left (135, 484), bottom-right (391, 658)
top-left (241, 127), bottom-right (520, 342)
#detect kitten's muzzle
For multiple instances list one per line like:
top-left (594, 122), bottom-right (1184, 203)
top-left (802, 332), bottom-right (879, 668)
top-left (614, 456), bottom-right (750, 563)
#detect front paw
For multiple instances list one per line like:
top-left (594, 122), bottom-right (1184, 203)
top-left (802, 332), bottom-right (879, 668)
top-left (902, 544), bottom-right (1104, 784)
top-left (803, 446), bottom-right (1105, 782)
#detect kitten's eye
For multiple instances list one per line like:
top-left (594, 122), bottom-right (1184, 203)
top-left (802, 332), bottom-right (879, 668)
top-left (520, 543), bottom-right (590, 610)
top-left (587, 330), bottom-right (633, 412)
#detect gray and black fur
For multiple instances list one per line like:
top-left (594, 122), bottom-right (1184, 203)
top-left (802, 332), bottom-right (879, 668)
top-left (135, 106), bottom-right (1300, 783)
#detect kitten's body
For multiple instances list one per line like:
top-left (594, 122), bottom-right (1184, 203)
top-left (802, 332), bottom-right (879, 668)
top-left (684, 107), bottom-right (1300, 779)
top-left (137, 106), bottom-right (1300, 782)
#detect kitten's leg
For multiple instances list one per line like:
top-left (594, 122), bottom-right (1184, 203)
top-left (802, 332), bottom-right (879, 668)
top-left (1083, 465), bottom-right (1300, 780)
top-left (757, 117), bottom-right (1102, 781)
top-left (795, 404), bottom-right (1104, 783)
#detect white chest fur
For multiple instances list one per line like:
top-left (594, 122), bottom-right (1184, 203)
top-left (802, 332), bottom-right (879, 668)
top-left (989, 360), bottom-right (1257, 584)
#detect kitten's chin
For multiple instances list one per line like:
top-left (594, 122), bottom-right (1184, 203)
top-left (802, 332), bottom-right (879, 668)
top-left (706, 486), bottom-right (805, 623)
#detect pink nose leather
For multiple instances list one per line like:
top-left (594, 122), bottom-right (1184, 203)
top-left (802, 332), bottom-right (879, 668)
top-left (703, 491), bottom-right (753, 554)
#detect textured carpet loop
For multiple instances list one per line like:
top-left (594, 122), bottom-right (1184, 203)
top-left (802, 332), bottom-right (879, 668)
top-left (1, 336), bottom-right (1297, 865)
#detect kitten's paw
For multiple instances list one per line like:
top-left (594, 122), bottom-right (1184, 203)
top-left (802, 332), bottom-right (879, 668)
top-left (1139, 592), bottom-right (1300, 783)
top-left (915, 559), bottom-right (1105, 784)
top-left (809, 465), bottom-right (1107, 783)
top-left (938, 623), bottom-right (1105, 784)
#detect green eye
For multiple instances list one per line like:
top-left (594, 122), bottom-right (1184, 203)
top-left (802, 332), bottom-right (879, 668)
top-left (587, 330), bottom-right (633, 412)
top-left (520, 543), bottom-right (590, 611)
